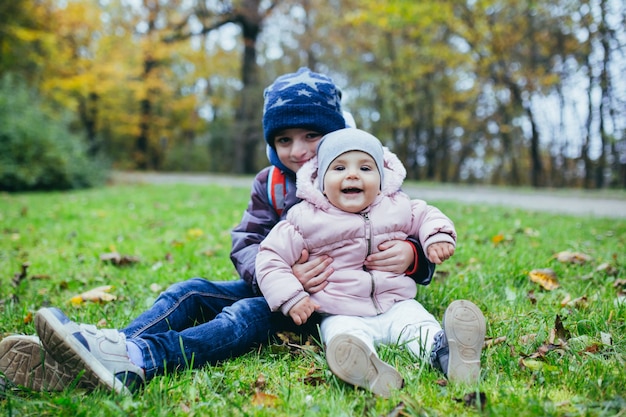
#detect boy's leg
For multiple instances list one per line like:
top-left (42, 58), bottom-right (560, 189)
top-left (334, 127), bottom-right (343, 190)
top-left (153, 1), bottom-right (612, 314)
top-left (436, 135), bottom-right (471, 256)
top-left (34, 278), bottom-right (269, 393)
top-left (322, 315), bottom-right (403, 397)
top-left (431, 300), bottom-right (486, 384)
top-left (0, 335), bottom-right (76, 391)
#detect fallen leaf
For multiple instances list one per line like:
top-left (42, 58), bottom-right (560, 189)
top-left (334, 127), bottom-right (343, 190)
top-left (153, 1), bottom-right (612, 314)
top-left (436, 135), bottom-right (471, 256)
top-left (563, 295), bottom-right (588, 309)
top-left (454, 392), bottom-right (487, 410)
top-left (600, 332), bottom-right (613, 346)
top-left (529, 268), bottom-right (560, 290)
top-left (554, 315), bottom-right (571, 343)
top-left (492, 234), bottom-right (505, 244)
top-left (251, 391), bottom-right (278, 408)
top-left (435, 378), bottom-right (448, 387)
top-left (554, 251), bottom-right (592, 264)
top-left (302, 363), bottom-right (325, 386)
top-left (100, 252), bottom-right (140, 266)
top-left (483, 336), bottom-right (507, 348)
top-left (519, 333), bottom-right (538, 345)
top-left (187, 228), bottom-right (204, 239)
top-left (70, 285), bottom-right (117, 305)
top-left (23, 312), bottom-right (33, 324)
top-left (596, 263), bottom-right (618, 276)
top-left (382, 402), bottom-right (406, 417)
top-left (255, 374), bottom-right (267, 390)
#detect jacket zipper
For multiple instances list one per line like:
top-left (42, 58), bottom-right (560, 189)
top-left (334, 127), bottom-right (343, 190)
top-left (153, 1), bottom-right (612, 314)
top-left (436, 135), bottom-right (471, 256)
top-left (362, 212), bottom-right (382, 314)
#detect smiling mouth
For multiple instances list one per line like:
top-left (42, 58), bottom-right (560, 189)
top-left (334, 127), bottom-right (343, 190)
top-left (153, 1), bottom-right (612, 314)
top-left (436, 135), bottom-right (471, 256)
top-left (341, 188), bottom-right (363, 194)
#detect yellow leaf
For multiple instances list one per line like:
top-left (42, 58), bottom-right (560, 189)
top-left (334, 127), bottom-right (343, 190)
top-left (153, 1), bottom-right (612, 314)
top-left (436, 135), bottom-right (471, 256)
top-left (187, 228), bottom-right (204, 239)
top-left (529, 268), bottom-right (560, 290)
top-left (251, 391), bottom-right (278, 408)
top-left (69, 285), bottom-right (117, 305)
top-left (491, 234), bottom-right (505, 244)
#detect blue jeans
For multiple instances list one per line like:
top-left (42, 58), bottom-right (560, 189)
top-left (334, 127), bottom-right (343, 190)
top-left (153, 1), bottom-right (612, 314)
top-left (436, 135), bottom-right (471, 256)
top-left (121, 278), bottom-right (318, 380)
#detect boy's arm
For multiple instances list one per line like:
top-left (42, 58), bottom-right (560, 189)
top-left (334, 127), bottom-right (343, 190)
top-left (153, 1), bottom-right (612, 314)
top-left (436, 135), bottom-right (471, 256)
top-left (405, 237), bottom-right (436, 286)
top-left (230, 168), bottom-right (279, 294)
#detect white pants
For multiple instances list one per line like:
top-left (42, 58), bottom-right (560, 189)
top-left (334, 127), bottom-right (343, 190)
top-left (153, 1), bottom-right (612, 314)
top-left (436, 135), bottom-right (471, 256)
top-left (320, 299), bottom-right (442, 360)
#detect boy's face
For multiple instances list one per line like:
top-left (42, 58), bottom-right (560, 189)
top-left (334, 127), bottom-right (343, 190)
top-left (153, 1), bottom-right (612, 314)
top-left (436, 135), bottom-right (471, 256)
top-left (322, 150), bottom-right (381, 213)
top-left (274, 128), bottom-right (324, 173)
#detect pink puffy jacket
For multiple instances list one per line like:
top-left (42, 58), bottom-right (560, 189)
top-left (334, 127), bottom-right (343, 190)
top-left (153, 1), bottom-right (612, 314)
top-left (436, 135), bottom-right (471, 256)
top-left (256, 148), bottom-right (456, 317)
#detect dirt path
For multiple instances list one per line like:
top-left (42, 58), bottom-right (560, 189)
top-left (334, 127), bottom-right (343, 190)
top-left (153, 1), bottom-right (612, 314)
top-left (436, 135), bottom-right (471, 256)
top-left (111, 171), bottom-right (626, 219)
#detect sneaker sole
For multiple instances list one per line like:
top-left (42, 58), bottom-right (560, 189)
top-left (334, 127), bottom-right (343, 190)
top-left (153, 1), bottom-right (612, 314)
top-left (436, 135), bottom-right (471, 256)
top-left (35, 309), bottom-right (131, 395)
top-left (326, 334), bottom-right (403, 397)
top-left (0, 335), bottom-right (76, 391)
top-left (443, 300), bottom-right (486, 384)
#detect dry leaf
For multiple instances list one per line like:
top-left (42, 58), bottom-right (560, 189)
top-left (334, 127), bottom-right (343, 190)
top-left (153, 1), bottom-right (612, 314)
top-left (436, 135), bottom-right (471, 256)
top-left (483, 336), bottom-right (507, 348)
top-left (187, 228), bottom-right (204, 239)
top-left (600, 332), bottom-right (613, 346)
top-left (382, 402), bottom-right (406, 417)
top-left (554, 315), bottom-right (571, 342)
top-left (100, 252), bottom-right (140, 266)
top-left (529, 268), bottom-right (560, 290)
top-left (554, 251), bottom-right (592, 264)
top-left (563, 295), bottom-right (588, 308)
top-left (251, 391), bottom-right (278, 408)
top-left (596, 263), bottom-right (618, 276)
top-left (254, 374), bottom-right (267, 390)
top-left (492, 234), bottom-right (505, 244)
top-left (70, 285), bottom-right (117, 305)
top-left (454, 392), bottom-right (487, 410)
top-left (519, 333), bottom-right (538, 345)
top-left (23, 312), bottom-right (33, 324)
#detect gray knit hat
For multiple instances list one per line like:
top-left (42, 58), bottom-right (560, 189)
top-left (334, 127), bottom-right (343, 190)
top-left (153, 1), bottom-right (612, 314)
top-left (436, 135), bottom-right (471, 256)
top-left (316, 128), bottom-right (385, 191)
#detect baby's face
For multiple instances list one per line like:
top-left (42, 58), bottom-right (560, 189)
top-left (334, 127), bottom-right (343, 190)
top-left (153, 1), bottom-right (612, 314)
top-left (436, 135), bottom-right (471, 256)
top-left (322, 150), bottom-right (381, 213)
top-left (274, 128), bottom-right (324, 173)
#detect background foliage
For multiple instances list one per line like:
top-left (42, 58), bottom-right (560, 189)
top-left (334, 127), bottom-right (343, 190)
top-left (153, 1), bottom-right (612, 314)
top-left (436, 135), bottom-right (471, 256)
top-left (0, 74), bottom-right (107, 191)
top-left (1, 0), bottom-right (625, 189)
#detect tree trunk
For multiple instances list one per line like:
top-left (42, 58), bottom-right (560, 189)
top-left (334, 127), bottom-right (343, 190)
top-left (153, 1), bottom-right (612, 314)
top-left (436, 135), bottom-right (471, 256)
top-left (233, 1), bottom-right (263, 174)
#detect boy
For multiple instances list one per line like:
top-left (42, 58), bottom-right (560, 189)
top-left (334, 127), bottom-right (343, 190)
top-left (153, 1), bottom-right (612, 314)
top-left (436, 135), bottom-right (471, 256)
top-left (256, 128), bottom-right (486, 397)
top-left (0, 68), bottom-right (431, 394)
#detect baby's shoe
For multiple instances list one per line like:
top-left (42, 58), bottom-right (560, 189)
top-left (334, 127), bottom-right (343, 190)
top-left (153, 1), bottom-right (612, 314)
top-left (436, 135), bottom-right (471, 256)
top-left (326, 334), bottom-right (403, 397)
top-left (430, 300), bottom-right (486, 383)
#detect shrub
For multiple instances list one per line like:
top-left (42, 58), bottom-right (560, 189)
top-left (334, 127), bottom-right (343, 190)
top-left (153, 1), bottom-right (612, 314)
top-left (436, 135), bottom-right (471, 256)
top-left (0, 74), bottom-right (108, 191)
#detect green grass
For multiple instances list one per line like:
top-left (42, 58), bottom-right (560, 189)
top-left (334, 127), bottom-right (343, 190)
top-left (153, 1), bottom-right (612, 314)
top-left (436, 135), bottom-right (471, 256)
top-left (1, 183), bottom-right (625, 416)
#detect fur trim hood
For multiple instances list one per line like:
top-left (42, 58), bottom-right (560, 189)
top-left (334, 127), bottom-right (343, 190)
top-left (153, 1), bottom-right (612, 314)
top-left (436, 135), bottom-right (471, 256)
top-left (296, 147), bottom-right (407, 209)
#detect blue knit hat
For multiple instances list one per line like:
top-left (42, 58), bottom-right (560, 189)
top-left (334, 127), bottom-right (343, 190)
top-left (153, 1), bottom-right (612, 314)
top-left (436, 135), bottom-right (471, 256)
top-left (263, 67), bottom-right (346, 174)
top-left (316, 128), bottom-right (385, 192)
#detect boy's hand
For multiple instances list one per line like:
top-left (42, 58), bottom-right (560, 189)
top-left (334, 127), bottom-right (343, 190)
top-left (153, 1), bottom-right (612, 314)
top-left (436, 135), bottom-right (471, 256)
top-left (427, 242), bottom-right (455, 264)
top-left (288, 296), bottom-right (319, 325)
top-left (364, 240), bottom-right (413, 274)
top-left (292, 249), bottom-right (333, 294)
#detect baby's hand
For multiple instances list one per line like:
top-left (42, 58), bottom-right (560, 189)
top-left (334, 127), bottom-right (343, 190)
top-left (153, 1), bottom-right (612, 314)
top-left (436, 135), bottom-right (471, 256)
top-left (427, 242), bottom-right (455, 264)
top-left (288, 296), bottom-right (319, 325)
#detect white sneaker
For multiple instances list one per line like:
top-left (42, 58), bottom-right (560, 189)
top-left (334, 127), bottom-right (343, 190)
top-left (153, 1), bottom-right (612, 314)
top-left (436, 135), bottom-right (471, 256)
top-left (442, 300), bottom-right (486, 383)
top-left (0, 335), bottom-right (77, 391)
top-left (325, 334), bottom-right (403, 397)
top-left (34, 307), bottom-right (144, 395)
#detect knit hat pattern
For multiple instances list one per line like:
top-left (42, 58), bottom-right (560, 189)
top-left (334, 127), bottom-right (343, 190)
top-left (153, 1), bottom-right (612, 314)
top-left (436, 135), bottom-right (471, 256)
top-left (316, 128), bottom-right (385, 191)
top-left (263, 68), bottom-right (346, 173)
